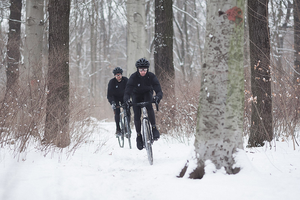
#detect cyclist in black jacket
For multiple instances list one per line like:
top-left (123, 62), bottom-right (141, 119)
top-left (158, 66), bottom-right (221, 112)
top-left (123, 58), bottom-right (163, 150)
top-left (107, 67), bottom-right (129, 135)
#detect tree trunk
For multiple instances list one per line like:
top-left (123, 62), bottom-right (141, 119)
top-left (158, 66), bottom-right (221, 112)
top-left (293, 0), bottom-right (300, 130)
top-left (6, 0), bottom-right (22, 94)
top-left (1, 0), bottom-right (22, 131)
top-left (294, 0), bottom-right (300, 87)
top-left (24, 0), bottom-right (44, 84)
top-left (248, 0), bottom-right (273, 147)
top-left (183, 2), bottom-right (193, 81)
top-left (126, 0), bottom-right (148, 76)
top-left (23, 0), bottom-right (45, 137)
top-left (44, 0), bottom-right (70, 148)
top-left (154, 0), bottom-right (174, 91)
top-left (154, 0), bottom-right (175, 134)
top-left (179, 0), bottom-right (244, 179)
top-left (173, 9), bottom-right (186, 81)
top-left (99, 0), bottom-right (108, 97)
top-left (90, 2), bottom-right (97, 98)
top-left (74, 0), bottom-right (84, 89)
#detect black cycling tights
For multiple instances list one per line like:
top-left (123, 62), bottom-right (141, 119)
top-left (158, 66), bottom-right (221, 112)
top-left (132, 92), bottom-right (155, 133)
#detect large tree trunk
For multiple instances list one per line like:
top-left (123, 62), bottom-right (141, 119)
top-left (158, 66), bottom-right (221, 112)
top-left (154, 0), bottom-right (174, 90)
top-left (179, 0), bottom-right (244, 179)
top-left (44, 0), bottom-right (70, 148)
top-left (154, 0), bottom-right (175, 134)
top-left (248, 0), bottom-right (273, 147)
top-left (24, 0), bottom-right (44, 84)
top-left (23, 0), bottom-right (45, 137)
top-left (126, 0), bottom-right (148, 76)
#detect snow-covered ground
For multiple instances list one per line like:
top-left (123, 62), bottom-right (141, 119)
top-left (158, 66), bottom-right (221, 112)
top-left (1, 121), bottom-right (300, 200)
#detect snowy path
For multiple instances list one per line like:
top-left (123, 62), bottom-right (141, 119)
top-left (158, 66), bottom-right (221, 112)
top-left (1, 122), bottom-right (300, 200)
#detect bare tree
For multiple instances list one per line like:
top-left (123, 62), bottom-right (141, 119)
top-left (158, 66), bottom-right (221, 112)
top-left (0, 0), bottom-right (22, 131)
top-left (24, 0), bottom-right (44, 84)
top-left (6, 0), bottom-right (22, 96)
top-left (179, 0), bottom-right (244, 179)
top-left (44, 0), bottom-right (70, 148)
top-left (154, 0), bottom-right (175, 134)
top-left (71, 0), bottom-right (85, 89)
top-left (23, 0), bottom-right (45, 136)
top-left (154, 0), bottom-right (174, 90)
top-left (173, 0), bottom-right (205, 82)
top-left (294, 0), bottom-right (300, 95)
top-left (89, 0), bottom-right (97, 98)
top-left (293, 0), bottom-right (300, 138)
top-left (126, 0), bottom-right (148, 76)
top-left (248, 0), bottom-right (273, 147)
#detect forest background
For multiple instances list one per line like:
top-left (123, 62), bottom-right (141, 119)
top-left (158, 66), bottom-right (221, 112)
top-left (0, 0), bottom-right (299, 154)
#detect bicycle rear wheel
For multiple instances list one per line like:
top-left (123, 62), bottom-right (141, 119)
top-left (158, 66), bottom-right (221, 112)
top-left (142, 118), bottom-right (153, 165)
top-left (124, 116), bottom-right (132, 149)
top-left (118, 116), bottom-right (125, 148)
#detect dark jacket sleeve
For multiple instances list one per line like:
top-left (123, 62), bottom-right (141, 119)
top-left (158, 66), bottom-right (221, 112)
top-left (107, 79), bottom-right (113, 104)
top-left (123, 77), bottom-right (128, 86)
top-left (152, 75), bottom-right (163, 100)
top-left (123, 75), bottom-right (134, 102)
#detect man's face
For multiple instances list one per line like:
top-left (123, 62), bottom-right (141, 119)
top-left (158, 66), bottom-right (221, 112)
top-left (115, 73), bottom-right (122, 82)
top-left (138, 68), bottom-right (148, 77)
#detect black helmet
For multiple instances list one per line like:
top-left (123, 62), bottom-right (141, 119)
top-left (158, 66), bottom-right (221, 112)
top-left (135, 58), bottom-right (150, 68)
top-left (113, 67), bottom-right (123, 75)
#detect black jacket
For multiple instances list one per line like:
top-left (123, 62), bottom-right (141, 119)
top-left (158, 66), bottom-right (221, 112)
top-left (107, 76), bottom-right (128, 104)
top-left (123, 71), bottom-right (163, 101)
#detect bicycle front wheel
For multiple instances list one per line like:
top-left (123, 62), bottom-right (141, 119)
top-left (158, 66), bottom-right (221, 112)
top-left (142, 118), bottom-right (153, 165)
top-left (124, 116), bottom-right (132, 149)
top-left (118, 116), bottom-right (125, 148)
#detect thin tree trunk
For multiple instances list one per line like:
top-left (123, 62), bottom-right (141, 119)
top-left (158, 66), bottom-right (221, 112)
top-left (74, 0), bottom-right (84, 89)
top-left (183, 2), bottom-right (193, 81)
top-left (174, 12), bottom-right (186, 81)
top-left (90, 2), bottom-right (97, 98)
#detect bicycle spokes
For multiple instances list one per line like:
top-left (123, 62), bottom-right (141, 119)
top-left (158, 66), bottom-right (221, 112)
top-left (117, 105), bottom-right (132, 149)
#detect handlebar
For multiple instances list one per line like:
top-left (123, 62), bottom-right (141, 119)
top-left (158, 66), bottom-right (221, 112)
top-left (115, 100), bottom-right (159, 112)
top-left (128, 101), bottom-right (159, 111)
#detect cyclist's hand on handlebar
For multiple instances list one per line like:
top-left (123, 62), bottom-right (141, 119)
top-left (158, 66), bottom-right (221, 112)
top-left (125, 99), bottom-right (132, 107)
top-left (153, 96), bottom-right (160, 104)
top-left (111, 101), bottom-right (116, 110)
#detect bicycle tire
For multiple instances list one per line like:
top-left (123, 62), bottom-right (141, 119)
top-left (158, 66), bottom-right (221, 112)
top-left (124, 116), bottom-right (132, 149)
top-left (142, 118), bottom-right (153, 165)
top-left (118, 116), bottom-right (125, 148)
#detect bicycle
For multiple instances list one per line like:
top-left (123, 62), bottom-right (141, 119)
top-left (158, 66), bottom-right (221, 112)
top-left (116, 103), bottom-right (132, 149)
top-left (131, 100), bottom-right (159, 165)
